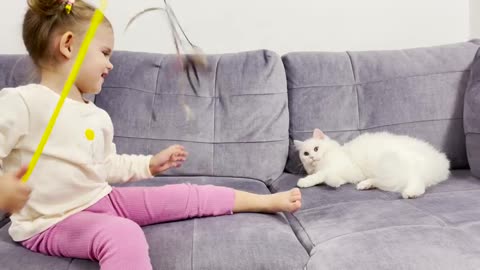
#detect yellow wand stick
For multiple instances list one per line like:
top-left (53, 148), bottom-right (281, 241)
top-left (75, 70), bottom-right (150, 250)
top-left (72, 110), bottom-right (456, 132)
top-left (22, 0), bottom-right (108, 183)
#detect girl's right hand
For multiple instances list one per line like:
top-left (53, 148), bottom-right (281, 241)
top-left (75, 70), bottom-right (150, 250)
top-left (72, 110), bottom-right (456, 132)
top-left (0, 166), bottom-right (31, 213)
top-left (149, 145), bottom-right (188, 175)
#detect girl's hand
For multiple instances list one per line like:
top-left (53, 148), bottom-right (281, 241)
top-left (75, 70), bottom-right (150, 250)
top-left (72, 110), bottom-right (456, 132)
top-left (149, 145), bottom-right (188, 175)
top-left (0, 166), bottom-right (31, 213)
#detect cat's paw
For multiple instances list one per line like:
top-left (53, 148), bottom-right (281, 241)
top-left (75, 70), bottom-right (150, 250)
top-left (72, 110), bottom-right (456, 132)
top-left (356, 179), bottom-right (374, 190)
top-left (297, 175), bottom-right (319, 188)
top-left (401, 184), bottom-right (425, 199)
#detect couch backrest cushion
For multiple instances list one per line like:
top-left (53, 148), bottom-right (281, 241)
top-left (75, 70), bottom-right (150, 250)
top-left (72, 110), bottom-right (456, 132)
top-left (96, 50), bottom-right (289, 183)
top-left (283, 41), bottom-right (480, 174)
top-left (0, 55), bottom-right (37, 89)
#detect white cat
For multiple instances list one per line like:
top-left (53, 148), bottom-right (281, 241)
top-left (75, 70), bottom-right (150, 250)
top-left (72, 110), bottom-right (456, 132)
top-left (294, 129), bottom-right (450, 199)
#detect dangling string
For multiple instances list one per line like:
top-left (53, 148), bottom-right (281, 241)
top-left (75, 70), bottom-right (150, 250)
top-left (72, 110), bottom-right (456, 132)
top-left (125, 0), bottom-right (207, 121)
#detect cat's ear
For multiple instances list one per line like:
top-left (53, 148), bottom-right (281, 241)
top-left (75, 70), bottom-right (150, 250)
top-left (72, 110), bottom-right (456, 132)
top-left (313, 128), bottom-right (325, 140)
top-left (293, 140), bottom-right (303, 150)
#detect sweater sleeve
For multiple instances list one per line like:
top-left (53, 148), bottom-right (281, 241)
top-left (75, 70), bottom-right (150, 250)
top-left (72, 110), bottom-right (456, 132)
top-left (105, 143), bottom-right (153, 184)
top-left (0, 89), bottom-right (29, 176)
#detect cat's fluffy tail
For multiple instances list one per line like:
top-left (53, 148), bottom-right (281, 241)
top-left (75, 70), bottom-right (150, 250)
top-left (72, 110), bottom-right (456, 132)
top-left (421, 151), bottom-right (450, 187)
top-left (373, 150), bottom-right (450, 193)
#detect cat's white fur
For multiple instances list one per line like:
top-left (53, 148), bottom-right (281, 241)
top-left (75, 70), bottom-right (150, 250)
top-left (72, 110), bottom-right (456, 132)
top-left (294, 129), bottom-right (450, 199)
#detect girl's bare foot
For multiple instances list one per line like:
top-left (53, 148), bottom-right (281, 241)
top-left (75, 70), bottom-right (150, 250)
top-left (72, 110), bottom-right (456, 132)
top-left (266, 188), bottom-right (302, 213)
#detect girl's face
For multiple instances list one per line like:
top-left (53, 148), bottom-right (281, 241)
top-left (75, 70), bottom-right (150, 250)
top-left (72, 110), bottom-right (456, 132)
top-left (75, 24), bottom-right (114, 95)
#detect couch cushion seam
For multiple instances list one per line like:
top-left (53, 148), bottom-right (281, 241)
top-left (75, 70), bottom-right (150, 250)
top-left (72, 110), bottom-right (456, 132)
top-left (287, 70), bottom-right (469, 90)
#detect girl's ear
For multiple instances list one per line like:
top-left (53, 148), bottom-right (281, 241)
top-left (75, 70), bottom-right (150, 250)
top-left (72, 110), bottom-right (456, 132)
top-left (313, 128), bottom-right (325, 140)
top-left (58, 31), bottom-right (75, 60)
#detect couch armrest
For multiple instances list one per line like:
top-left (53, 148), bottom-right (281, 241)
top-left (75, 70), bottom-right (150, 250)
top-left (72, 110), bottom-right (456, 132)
top-left (465, 47), bottom-right (480, 177)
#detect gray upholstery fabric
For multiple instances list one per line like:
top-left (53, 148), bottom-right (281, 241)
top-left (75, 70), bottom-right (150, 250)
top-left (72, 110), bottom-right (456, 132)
top-left (0, 55), bottom-right (38, 89)
top-left (0, 177), bottom-right (308, 270)
top-left (120, 177), bottom-right (308, 270)
top-left (465, 47), bottom-right (480, 178)
top-left (96, 50), bottom-right (289, 183)
top-left (0, 225), bottom-right (72, 270)
top-left (271, 170), bottom-right (480, 269)
top-left (283, 41), bottom-right (480, 174)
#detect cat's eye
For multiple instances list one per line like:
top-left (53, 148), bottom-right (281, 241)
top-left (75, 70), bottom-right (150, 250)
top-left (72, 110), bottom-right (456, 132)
top-left (304, 152), bottom-right (309, 156)
top-left (314, 146), bottom-right (319, 152)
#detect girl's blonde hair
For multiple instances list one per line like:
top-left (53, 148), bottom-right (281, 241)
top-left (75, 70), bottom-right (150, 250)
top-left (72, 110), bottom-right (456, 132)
top-left (23, 0), bottom-right (111, 67)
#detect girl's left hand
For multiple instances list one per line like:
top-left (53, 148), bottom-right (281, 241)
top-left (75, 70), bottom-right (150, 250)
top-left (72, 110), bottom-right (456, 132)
top-left (149, 145), bottom-right (188, 175)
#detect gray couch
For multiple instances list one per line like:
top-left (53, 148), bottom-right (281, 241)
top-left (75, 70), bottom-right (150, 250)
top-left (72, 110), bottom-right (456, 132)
top-left (1, 40), bottom-right (480, 269)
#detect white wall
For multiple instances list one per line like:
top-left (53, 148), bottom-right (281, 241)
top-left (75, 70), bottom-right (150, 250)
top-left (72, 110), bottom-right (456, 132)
top-left (0, 0), bottom-right (471, 55)
top-left (471, 0), bottom-right (480, 39)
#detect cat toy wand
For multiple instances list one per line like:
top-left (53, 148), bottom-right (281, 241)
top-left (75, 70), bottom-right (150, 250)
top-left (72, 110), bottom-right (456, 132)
top-left (21, 0), bottom-right (204, 184)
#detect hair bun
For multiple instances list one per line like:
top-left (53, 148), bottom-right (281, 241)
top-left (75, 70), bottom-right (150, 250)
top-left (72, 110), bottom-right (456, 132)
top-left (27, 0), bottom-right (64, 17)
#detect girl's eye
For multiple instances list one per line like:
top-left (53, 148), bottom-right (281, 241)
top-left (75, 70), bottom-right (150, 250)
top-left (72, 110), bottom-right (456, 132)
top-left (314, 146), bottom-right (319, 152)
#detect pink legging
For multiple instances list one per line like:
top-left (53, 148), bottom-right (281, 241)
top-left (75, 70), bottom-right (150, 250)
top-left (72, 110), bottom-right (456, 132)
top-left (21, 184), bottom-right (235, 270)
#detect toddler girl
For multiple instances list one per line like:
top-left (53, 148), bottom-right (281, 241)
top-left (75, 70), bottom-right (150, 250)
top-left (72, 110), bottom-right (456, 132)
top-left (0, 1), bottom-right (302, 269)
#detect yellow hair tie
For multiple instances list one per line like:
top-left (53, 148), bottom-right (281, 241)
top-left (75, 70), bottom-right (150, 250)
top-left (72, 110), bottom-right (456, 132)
top-left (64, 0), bottom-right (75, 14)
